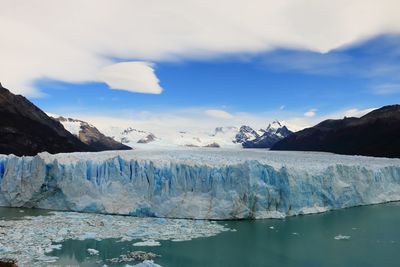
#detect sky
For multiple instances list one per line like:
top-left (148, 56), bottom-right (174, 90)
top-left (1, 0), bottom-right (400, 132)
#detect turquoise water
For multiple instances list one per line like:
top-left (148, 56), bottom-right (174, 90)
top-left (47, 203), bottom-right (400, 267)
top-left (1, 203), bottom-right (399, 266)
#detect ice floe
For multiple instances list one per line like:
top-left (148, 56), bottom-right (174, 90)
top-left (133, 240), bottom-right (161, 247)
top-left (0, 209), bottom-right (230, 267)
top-left (126, 260), bottom-right (162, 267)
top-left (87, 248), bottom-right (100, 255)
top-left (108, 251), bottom-right (159, 264)
top-left (334, 234), bottom-right (351, 240)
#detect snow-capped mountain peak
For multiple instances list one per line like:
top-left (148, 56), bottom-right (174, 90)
top-left (121, 127), bottom-right (148, 136)
top-left (212, 126), bottom-right (238, 136)
top-left (104, 126), bottom-right (157, 145)
top-left (265, 120), bottom-right (283, 133)
top-left (51, 115), bottom-right (294, 149)
top-left (262, 120), bottom-right (291, 138)
top-left (234, 125), bottom-right (259, 143)
top-left (242, 121), bottom-right (293, 148)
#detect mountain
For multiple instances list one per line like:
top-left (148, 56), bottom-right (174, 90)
top-left (100, 126), bottom-right (158, 147)
top-left (68, 119), bottom-right (292, 149)
top-left (53, 117), bottom-right (132, 151)
top-left (0, 83), bottom-right (92, 156)
top-left (271, 105), bottom-right (400, 158)
top-left (234, 125), bottom-right (259, 143)
top-left (242, 121), bottom-right (293, 148)
top-left (137, 133), bottom-right (157, 144)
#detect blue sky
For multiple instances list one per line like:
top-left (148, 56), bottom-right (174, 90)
top-left (2, 1), bottom-right (400, 131)
top-left (32, 35), bottom-right (400, 124)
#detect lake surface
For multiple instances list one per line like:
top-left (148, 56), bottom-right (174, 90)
top-left (52, 203), bottom-right (400, 267)
top-left (1, 203), bottom-right (399, 267)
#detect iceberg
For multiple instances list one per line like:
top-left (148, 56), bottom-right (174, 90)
top-left (87, 248), bottom-right (100, 255)
top-left (1, 148), bottom-right (400, 220)
top-left (334, 235), bottom-right (351, 240)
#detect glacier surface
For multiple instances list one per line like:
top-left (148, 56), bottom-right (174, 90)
top-left (1, 148), bottom-right (400, 219)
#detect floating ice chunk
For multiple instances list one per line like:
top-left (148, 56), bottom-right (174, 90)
top-left (133, 240), bottom-right (161, 247)
top-left (87, 248), bottom-right (100, 255)
top-left (131, 260), bottom-right (162, 267)
top-left (81, 232), bottom-right (97, 240)
top-left (44, 244), bottom-right (62, 253)
top-left (108, 251), bottom-right (159, 264)
top-left (334, 235), bottom-right (351, 240)
top-left (171, 238), bottom-right (191, 242)
top-left (34, 255), bottom-right (59, 263)
top-left (299, 206), bottom-right (328, 215)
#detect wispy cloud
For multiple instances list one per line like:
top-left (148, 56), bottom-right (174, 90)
top-left (263, 50), bottom-right (350, 75)
top-left (261, 34), bottom-right (400, 82)
top-left (371, 83), bottom-right (400, 95)
top-left (304, 109), bottom-right (317, 117)
top-left (205, 109), bottom-right (233, 119)
top-left (326, 107), bottom-right (376, 119)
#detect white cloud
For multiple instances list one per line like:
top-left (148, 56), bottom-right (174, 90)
top-left (205, 109), bottom-right (234, 119)
top-left (99, 62), bottom-right (163, 94)
top-left (1, 0), bottom-right (400, 96)
top-left (327, 108), bottom-right (376, 119)
top-left (274, 107), bottom-right (375, 132)
top-left (371, 83), bottom-right (400, 95)
top-left (304, 109), bottom-right (317, 117)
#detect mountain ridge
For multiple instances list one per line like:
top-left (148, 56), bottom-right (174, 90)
top-left (0, 83), bottom-right (92, 156)
top-left (242, 120), bottom-right (293, 148)
top-left (272, 105), bottom-right (400, 158)
top-left (53, 116), bottom-right (132, 151)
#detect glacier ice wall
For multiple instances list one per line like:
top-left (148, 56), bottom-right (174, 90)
top-left (0, 149), bottom-right (400, 219)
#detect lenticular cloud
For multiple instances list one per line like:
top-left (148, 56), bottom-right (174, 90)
top-left (99, 62), bottom-right (163, 94)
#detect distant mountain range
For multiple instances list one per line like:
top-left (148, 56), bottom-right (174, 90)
top-left (0, 83), bottom-right (295, 155)
top-left (105, 126), bottom-right (159, 145)
top-left (272, 105), bottom-right (400, 158)
top-left (1, 83), bottom-right (399, 158)
top-left (92, 122), bottom-right (292, 148)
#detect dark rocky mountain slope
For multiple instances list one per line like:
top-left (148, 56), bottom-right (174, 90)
top-left (0, 83), bottom-right (92, 156)
top-left (271, 105), bottom-right (400, 158)
top-left (53, 117), bottom-right (132, 151)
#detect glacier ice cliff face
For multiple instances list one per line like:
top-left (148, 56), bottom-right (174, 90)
top-left (0, 149), bottom-right (400, 219)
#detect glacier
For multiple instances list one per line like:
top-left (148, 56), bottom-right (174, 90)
top-left (0, 148), bottom-right (400, 220)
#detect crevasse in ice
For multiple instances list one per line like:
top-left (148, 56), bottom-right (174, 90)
top-left (1, 148), bottom-right (400, 219)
